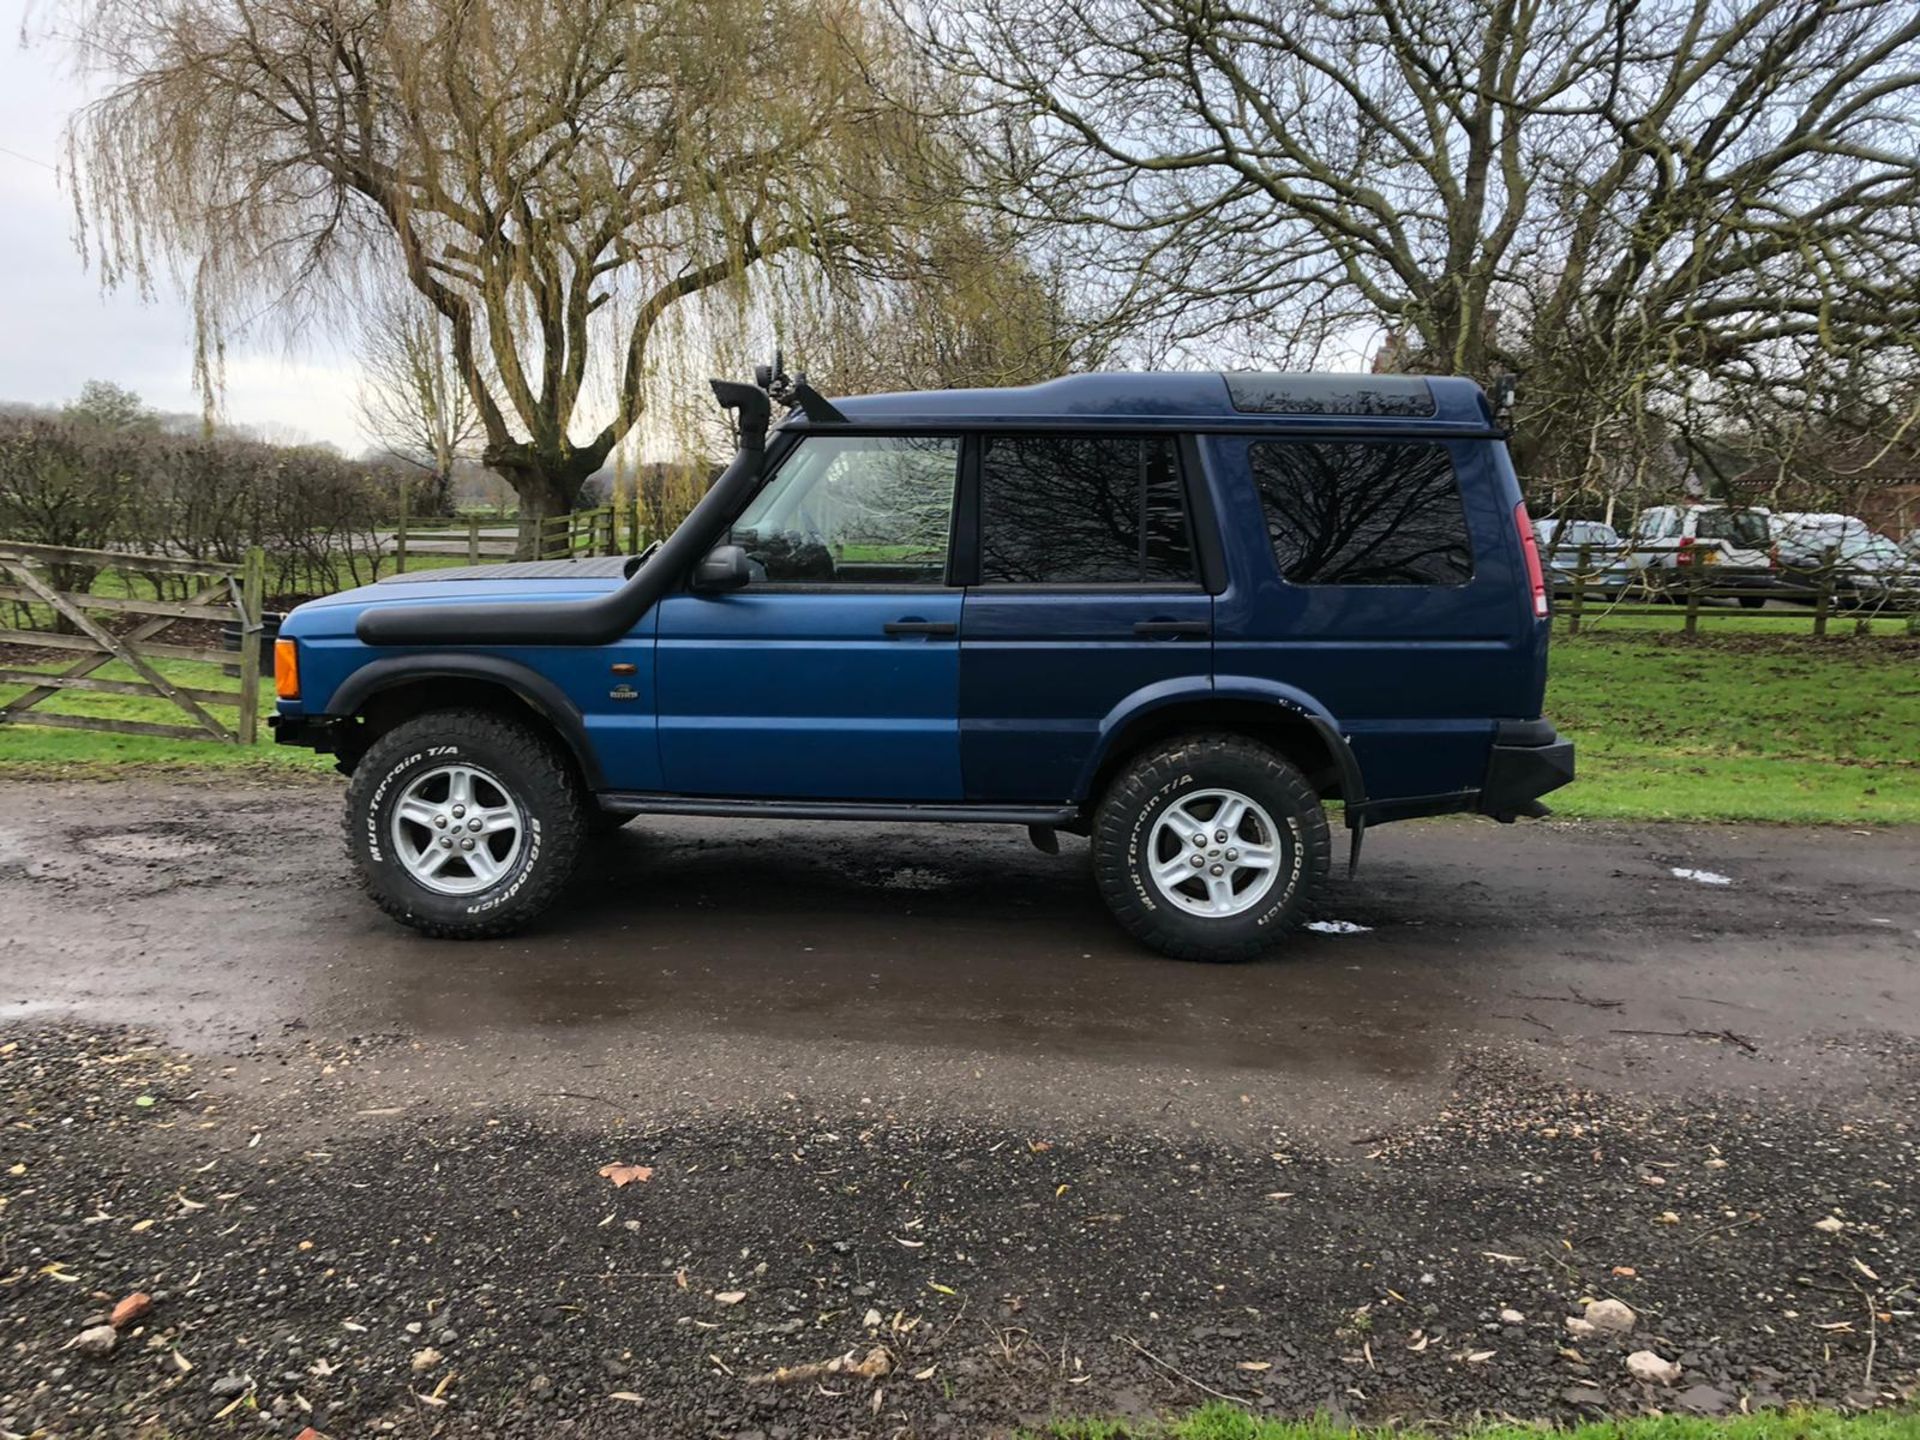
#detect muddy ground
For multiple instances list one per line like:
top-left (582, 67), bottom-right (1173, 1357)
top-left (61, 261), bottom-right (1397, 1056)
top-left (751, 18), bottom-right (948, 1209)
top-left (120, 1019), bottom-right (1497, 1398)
top-left (0, 778), bottom-right (1916, 1438)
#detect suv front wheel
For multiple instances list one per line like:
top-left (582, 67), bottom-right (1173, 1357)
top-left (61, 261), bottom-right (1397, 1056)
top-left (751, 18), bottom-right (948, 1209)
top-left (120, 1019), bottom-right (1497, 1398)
top-left (1092, 734), bottom-right (1330, 962)
top-left (345, 708), bottom-right (588, 939)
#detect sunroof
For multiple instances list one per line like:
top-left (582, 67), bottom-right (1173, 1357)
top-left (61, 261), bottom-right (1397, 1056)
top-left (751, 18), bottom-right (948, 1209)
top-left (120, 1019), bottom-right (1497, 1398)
top-left (1224, 373), bottom-right (1437, 418)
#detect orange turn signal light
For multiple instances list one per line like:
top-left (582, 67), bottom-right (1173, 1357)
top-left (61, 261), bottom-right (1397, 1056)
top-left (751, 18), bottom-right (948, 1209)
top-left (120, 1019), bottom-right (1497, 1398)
top-left (274, 637), bottom-right (300, 700)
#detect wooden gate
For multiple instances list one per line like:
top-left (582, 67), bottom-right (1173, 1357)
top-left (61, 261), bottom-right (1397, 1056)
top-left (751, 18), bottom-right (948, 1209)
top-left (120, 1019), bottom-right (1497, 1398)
top-left (0, 542), bottom-right (266, 744)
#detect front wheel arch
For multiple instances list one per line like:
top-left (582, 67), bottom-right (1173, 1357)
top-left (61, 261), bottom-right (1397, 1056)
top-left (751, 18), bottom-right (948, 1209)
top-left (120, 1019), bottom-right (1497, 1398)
top-left (327, 657), bottom-right (603, 789)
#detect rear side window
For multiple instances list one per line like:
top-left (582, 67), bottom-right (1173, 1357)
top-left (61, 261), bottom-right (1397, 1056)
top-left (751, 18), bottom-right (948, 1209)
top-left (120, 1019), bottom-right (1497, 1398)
top-left (979, 435), bottom-right (1195, 584)
top-left (1250, 441), bottom-right (1472, 586)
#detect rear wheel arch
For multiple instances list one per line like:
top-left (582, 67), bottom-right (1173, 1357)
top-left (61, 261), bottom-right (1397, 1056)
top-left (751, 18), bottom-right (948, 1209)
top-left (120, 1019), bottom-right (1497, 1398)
top-left (1085, 698), bottom-right (1361, 814)
top-left (327, 659), bottom-right (603, 789)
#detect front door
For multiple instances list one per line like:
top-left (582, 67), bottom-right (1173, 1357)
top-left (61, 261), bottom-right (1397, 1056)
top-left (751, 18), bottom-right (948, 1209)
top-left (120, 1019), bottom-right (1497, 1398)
top-left (654, 433), bottom-right (965, 800)
top-left (960, 433), bottom-right (1214, 803)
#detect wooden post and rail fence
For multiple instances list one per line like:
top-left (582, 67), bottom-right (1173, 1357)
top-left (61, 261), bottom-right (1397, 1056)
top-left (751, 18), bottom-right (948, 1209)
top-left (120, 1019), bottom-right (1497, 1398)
top-left (390, 500), bottom-right (622, 572)
top-left (1554, 543), bottom-right (1920, 636)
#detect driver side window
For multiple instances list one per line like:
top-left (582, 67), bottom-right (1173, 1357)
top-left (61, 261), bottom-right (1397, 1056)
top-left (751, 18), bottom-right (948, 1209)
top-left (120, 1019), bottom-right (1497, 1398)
top-left (731, 435), bottom-right (959, 585)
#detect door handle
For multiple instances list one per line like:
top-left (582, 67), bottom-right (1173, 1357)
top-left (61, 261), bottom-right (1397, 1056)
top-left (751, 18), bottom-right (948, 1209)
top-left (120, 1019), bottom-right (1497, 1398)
top-left (1133, 619), bottom-right (1211, 639)
top-left (884, 619), bottom-right (958, 637)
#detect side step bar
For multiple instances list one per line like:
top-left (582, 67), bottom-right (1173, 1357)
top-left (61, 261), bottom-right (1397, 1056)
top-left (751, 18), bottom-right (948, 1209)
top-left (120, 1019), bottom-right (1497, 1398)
top-left (596, 794), bottom-right (1079, 827)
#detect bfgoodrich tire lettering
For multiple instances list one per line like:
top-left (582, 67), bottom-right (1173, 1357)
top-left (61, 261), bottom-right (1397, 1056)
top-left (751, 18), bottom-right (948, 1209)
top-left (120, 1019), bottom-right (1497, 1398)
top-left (1093, 734), bottom-right (1330, 962)
top-left (345, 708), bottom-right (587, 939)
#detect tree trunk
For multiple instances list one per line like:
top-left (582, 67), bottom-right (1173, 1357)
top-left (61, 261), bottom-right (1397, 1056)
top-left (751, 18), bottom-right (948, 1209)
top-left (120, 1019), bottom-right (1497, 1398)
top-left (485, 442), bottom-right (600, 558)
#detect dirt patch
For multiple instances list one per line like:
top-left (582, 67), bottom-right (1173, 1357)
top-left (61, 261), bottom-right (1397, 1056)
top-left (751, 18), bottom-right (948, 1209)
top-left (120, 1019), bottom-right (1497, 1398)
top-left (77, 829), bottom-right (222, 863)
top-left (1, 1027), bottom-right (1915, 1439)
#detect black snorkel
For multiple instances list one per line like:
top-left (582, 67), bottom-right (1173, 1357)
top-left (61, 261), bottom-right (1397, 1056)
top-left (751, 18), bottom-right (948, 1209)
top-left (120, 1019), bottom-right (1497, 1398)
top-left (355, 377), bottom-right (773, 648)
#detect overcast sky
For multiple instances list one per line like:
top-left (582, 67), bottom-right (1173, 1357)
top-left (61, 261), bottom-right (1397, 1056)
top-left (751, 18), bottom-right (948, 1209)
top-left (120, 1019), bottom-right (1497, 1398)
top-left (0, 33), bottom-right (365, 450)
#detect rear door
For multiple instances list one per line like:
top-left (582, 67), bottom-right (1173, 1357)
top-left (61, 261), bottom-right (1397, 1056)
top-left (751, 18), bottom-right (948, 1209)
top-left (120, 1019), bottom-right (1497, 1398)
top-left (1206, 434), bottom-right (1525, 805)
top-left (958, 433), bottom-right (1214, 803)
top-left (653, 433), bottom-right (965, 801)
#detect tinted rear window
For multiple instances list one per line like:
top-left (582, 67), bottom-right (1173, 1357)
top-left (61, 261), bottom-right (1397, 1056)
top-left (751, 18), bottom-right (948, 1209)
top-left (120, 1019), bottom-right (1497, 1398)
top-left (979, 435), bottom-right (1195, 584)
top-left (1250, 441), bottom-right (1472, 585)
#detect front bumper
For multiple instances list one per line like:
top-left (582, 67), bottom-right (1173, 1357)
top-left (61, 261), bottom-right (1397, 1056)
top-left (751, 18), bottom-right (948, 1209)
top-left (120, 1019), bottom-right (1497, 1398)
top-left (1479, 719), bottom-right (1575, 821)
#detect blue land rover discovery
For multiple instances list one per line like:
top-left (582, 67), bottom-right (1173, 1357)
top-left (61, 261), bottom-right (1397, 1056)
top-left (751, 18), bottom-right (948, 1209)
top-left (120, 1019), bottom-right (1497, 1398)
top-left (271, 370), bottom-right (1572, 961)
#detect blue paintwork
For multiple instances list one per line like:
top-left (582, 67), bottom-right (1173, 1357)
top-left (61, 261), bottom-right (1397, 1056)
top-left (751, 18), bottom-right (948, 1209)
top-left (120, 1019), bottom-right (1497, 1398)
top-left (276, 371), bottom-right (1552, 821)
top-left (959, 591), bottom-right (1212, 802)
top-left (654, 589), bottom-right (964, 800)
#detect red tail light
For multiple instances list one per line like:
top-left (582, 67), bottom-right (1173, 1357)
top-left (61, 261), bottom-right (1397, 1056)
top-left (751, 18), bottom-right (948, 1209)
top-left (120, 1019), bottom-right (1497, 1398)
top-left (1514, 502), bottom-right (1549, 619)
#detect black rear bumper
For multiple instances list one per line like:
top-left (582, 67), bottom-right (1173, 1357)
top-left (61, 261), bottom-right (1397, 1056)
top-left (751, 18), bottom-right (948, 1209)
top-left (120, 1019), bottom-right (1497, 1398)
top-left (1479, 719), bottom-right (1575, 820)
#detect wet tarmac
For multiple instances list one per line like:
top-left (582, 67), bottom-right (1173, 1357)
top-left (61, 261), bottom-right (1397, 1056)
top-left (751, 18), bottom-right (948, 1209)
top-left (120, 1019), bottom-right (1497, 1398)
top-left (1, 778), bottom-right (1916, 1139)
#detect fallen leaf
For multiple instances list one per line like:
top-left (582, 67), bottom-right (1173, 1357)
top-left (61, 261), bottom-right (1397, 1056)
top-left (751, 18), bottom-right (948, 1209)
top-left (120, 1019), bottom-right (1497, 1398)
top-left (1237, 1360), bottom-right (1272, 1372)
top-left (927, 1281), bottom-right (956, 1296)
top-left (1465, 1349), bottom-right (1495, 1364)
top-left (110, 1292), bottom-right (153, 1328)
top-left (1814, 1216), bottom-right (1846, 1234)
top-left (598, 1164), bottom-right (654, 1188)
top-left (130, 1219), bottom-right (155, 1234)
top-left (608, 1392), bottom-right (644, 1403)
top-left (714, 1291), bottom-right (747, 1306)
top-left (1611, 1266), bottom-right (1637, 1277)
top-left (135, 1096), bottom-right (155, 1108)
top-left (1028, 1139), bottom-right (1052, 1153)
top-left (1851, 1258), bottom-right (1880, 1282)
top-left (913, 1365), bottom-right (938, 1381)
top-left (411, 1347), bottom-right (443, 1372)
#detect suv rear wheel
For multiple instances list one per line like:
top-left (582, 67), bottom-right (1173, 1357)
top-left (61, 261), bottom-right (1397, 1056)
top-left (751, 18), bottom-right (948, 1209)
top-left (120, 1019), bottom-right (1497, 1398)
top-left (1092, 734), bottom-right (1330, 962)
top-left (345, 708), bottom-right (588, 939)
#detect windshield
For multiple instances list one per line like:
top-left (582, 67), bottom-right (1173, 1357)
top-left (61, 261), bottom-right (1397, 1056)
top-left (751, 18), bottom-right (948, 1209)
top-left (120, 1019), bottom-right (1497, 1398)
top-left (1694, 510), bottom-right (1770, 548)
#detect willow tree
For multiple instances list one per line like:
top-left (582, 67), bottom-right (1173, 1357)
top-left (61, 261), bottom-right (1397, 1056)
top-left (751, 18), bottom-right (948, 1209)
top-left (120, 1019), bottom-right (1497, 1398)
top-left (55, 0), bottom-right (954, 534)
top-left (911, 0), bottom-right (1920, 507)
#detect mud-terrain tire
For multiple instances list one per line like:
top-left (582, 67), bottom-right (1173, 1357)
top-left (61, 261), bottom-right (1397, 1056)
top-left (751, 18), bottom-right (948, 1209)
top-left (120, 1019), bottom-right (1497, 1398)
top-left (1092, 733), bottom-right (1330, 962)
top-left (345, 708), bottom-right (588, 939)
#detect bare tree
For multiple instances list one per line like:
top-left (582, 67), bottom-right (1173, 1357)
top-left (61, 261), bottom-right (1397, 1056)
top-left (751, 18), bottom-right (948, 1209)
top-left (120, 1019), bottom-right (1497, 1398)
top-left (910, 0), bottom-right (1920, 502)
top-left (52, 0), bottom-right (963, 544)
top-left (355, 297), bottom-right (480, 518)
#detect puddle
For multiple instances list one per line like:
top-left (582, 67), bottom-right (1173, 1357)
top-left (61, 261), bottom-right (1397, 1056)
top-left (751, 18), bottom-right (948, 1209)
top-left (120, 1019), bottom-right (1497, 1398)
top-left (79, 831), bottom-right (221, 863)
top-left (1670, 867), bottom-right (1733, 887)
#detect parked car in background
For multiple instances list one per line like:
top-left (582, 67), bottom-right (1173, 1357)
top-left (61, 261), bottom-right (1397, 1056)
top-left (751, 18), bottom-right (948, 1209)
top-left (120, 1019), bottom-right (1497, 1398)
top-left (1832, 534), bottom-right (1920, 608)
top-left (1630, 503), bottom-right (1776, 607)
top-left (1771, 512), bottom-right (1875, 572)
top-left (1532, 518), bottom-right (1634, 596)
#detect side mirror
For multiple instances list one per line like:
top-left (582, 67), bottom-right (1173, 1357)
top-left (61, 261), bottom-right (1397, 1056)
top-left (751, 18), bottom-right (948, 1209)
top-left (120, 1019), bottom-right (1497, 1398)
top-left (691, 542), bottom-right (751, 593)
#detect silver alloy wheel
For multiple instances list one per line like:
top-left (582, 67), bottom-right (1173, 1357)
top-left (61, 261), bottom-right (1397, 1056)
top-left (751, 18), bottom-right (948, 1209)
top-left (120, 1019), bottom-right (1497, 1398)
top-left (390, 763), bottom-right (525, 897)
top-left (1146, 787), bottom-right (1283, 918)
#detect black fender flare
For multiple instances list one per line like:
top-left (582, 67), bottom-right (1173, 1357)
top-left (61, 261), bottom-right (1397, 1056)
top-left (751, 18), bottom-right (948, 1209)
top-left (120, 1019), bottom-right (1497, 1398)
top-left (325, 654), bottom-right (605, 789)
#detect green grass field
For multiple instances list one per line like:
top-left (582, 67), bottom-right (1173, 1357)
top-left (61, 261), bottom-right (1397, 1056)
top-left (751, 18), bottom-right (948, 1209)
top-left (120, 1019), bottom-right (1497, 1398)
top-left (1548, 629), bottom-right (1920, 823)
top-left (1, 622), bottom-right (1916, 825)
top-left (1031, 1405), bottom-right (1920, 1440)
